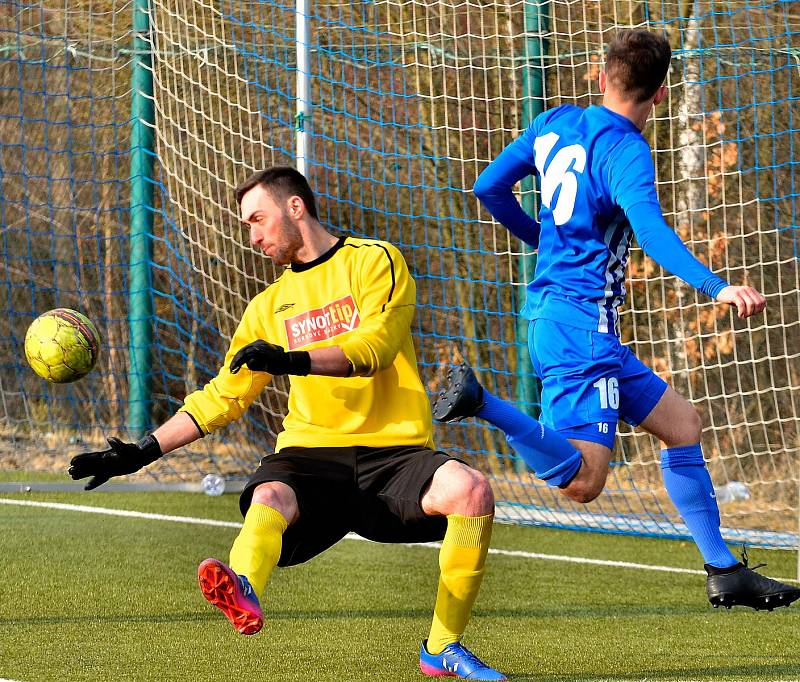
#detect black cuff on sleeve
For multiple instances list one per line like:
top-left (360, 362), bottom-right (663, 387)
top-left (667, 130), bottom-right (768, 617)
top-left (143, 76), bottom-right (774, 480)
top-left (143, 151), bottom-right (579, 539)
top-left (287, 350), bottom-right (311, 376)
top-left (183, 411), bottom-right (205, 438)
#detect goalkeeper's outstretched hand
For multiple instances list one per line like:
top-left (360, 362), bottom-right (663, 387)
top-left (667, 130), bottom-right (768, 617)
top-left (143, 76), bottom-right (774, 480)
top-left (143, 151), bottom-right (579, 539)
top-left (68, 435), bottom-right (163, 490)
top-left (229, 340), bottom-right (311, 376)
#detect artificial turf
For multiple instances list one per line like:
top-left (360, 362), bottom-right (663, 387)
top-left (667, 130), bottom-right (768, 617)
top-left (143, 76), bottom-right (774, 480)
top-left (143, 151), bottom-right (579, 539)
top-left (1, 487), bottom-right (798, 682)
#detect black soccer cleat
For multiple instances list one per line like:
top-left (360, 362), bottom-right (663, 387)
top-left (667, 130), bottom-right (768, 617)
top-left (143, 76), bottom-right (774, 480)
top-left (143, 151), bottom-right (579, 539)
top-left (706, 552), bottom-right (800, 611)
top-left (432, 362), bottom-right (485, 422)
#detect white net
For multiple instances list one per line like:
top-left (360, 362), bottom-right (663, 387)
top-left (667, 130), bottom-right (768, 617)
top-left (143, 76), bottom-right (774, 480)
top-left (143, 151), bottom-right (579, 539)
top-left (2, 0), bottom-right (797, 547)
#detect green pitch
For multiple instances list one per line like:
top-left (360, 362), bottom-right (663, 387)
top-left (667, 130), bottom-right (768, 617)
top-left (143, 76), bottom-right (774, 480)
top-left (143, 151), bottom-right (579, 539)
top-left (1, 485), bottom-right (798, 682)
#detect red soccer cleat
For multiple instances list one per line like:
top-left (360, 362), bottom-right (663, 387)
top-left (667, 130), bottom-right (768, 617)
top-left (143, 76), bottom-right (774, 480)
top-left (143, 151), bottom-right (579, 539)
top-left (197, 558), bottom-right (264, 635)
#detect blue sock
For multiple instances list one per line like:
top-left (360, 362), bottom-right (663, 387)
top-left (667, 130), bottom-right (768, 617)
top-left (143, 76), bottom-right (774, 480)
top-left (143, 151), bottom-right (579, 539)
top-left (478, 390), bottom-right (582, 487)
top-left (661, 444), bottom-right (737, 568)
top-left (478, 390), bottom-right (539, 439)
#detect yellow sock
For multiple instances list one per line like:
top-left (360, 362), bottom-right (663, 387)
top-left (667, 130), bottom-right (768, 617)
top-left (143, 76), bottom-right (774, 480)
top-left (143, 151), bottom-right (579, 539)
top-left (427, 513), bottom-right (493, 655)
top-left (229, 503), bottom-right (288, 598)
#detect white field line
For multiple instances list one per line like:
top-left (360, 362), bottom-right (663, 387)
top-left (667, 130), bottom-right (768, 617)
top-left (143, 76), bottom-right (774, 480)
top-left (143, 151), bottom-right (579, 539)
top-left (0, 497), bottom-right (242, 528)
top-left (3, 497), bottom-right (796, 582)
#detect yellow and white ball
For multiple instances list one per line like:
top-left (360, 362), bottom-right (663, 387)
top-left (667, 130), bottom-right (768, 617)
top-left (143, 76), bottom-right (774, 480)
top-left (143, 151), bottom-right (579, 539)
top-left (24, 308), bottom-right (101, 383)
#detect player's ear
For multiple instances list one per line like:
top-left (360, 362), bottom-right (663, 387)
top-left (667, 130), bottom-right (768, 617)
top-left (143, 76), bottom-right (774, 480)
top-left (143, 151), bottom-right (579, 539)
top-left (598, 69), bottom-right (607, 93)
top-left (653, 84), bottom-right (668, 105)
top-left (285, 195), bottom-right (303, 220)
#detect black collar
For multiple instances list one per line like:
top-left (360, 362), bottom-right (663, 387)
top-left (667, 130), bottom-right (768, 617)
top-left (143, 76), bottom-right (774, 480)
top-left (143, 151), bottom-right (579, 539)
top-left (289, 236), bottom-right (346, 273)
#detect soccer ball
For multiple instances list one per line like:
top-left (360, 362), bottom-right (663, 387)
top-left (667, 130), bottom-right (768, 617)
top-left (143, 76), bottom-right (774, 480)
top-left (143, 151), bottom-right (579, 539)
top-left (24, 308), bottom-right (101, 383)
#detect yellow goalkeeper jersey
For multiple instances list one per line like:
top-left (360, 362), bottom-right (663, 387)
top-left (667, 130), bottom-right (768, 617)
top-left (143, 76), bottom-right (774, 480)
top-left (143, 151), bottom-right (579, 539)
top-left (180, 236), bottom-right (435, 450)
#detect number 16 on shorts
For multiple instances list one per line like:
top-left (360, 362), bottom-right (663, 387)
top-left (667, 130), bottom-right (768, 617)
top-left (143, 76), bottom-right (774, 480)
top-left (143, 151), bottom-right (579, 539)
top-left (593, 377), bottom-right (619, 436)
top-left (592, 377), bottom-right (618, 438)
top-left (593, 377), bottom-right (619, 410)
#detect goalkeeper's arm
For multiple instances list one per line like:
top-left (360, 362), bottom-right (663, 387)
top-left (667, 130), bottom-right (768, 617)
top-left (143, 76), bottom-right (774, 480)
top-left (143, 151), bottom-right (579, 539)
top-left (152, 411), bottom-right (204, 452)
top-left (68, 412), bottom-right (202, 490)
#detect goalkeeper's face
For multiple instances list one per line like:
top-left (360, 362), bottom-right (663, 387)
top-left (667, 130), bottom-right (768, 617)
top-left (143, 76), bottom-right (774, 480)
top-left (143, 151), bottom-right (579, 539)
top-left (240, 185), bottom-right (304, 266)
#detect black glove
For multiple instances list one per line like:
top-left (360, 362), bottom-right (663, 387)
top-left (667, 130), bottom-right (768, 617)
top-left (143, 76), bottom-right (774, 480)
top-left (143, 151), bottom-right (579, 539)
top-left (229, 340), bottom-right (311, 376)
top-left (68, 434), bottom-right (163, 491)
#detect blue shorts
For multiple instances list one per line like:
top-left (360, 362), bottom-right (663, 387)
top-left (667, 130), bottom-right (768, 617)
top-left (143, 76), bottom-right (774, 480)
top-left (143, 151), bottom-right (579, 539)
top-left (529, 318), bottom-right (668, 449)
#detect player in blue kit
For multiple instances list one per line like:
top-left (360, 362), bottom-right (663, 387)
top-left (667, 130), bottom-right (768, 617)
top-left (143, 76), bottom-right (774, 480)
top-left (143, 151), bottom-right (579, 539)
top-left (434, 29), bottom-right (799, 610)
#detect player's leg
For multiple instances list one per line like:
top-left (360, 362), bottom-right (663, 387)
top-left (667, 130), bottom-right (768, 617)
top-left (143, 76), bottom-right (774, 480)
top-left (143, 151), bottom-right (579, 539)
top-left (228, 481), bottom-right (296, 596)
top-left (420, 461), bottom-right (495, 649)
top-left (421, 461), bottom-right (504, 680)
top-left (434, 363), bottom-right (582, 487)
top-left (434, 321), bottom-right (619, 500)
top-left (436, 365), bottom-right (612, 501)
top-left (636, 385), bottom-right (739, 568)
top-left (638, 384), bottom-right (739, 571)
top-left (636, 384), bottom-right (800, 609)
top-left (615, 349), bottom-right (737, 567)
top-left (354, 449), bottom-right (504, 681)
top-left (198, 480), bottom-right (294, 635)
top-left (199, 447), bottom-right (354, 633)
top-left (433, 320), bottom-right (585, 488)
top-left (557, 438), bottom-right (613, 503)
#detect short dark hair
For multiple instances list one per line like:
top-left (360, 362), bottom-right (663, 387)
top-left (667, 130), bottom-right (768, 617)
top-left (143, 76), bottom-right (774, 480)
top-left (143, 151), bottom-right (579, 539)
top-left (605, 30), bottom-right (671, 103)
top-left (234, 166), bottom-right (319, 220)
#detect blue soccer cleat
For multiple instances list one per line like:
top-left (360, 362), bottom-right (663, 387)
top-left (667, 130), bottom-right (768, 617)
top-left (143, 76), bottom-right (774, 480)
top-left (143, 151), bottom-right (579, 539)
top-left (198, 557), bottom-right (264, 635)
top-left (419, 640), bottom-right (506, 680)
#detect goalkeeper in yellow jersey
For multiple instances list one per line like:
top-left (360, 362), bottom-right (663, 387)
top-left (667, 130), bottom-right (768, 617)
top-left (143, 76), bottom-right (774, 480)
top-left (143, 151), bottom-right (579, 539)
top-left (68, 167), bottom-right (505, 681)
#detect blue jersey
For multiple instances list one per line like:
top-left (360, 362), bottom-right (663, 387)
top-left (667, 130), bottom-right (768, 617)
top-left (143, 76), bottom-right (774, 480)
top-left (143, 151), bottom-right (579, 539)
top-left (474, 104), bottom-right (728, 334)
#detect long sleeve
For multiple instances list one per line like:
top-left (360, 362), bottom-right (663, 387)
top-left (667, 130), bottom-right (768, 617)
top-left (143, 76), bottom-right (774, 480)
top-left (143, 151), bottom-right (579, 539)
top-left (473, 125), bottom-right (541, 248)
top-left (179, 295), bottom-right (273, 434)
top-left (338, 242), bottom-right (416, 377)
top-left (608, 139), bottom-right (728, 300)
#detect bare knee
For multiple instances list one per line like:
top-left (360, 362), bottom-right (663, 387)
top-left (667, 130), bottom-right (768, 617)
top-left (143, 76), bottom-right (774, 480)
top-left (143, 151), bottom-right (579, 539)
top-left (450, 468), bottom-right (495, 516)
top-left (250, 481), bottom-right (299, 525)
top-left (640, 387), bottom-right (704, 447)
top-left (461, 471), bottom-right (495, 515)
top-left (559, 442), bottom-right (611, 504)
top-left (422, 461), bottom-right (495, 516)
top-left (562, 480), bottom-right (602, 504)
top-left (684, 407), bottom-right (703, 445)
top-left (663, 406), bottom-right (703, 448)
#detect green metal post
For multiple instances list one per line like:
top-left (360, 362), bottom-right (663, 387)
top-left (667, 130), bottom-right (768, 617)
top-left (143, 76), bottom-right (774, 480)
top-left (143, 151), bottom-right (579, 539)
top-left (515, 0), bottom-right (549, 431)
top-left (127, 0), bottom-right (155, 436)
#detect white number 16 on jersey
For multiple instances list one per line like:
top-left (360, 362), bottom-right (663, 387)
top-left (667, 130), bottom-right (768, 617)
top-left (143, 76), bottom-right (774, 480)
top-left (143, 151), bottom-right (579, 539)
top-left (533, 131), bottom-right (587, 226)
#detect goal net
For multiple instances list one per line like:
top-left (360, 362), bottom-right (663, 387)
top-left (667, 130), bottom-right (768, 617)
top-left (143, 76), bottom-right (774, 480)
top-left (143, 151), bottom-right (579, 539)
top-left (1, 0), bottom-right (797, 548)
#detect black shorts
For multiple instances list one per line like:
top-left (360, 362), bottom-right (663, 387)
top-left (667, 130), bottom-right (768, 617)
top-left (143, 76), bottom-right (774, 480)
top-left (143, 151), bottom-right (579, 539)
top-left (239, 445), bottom-right (458, 567)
